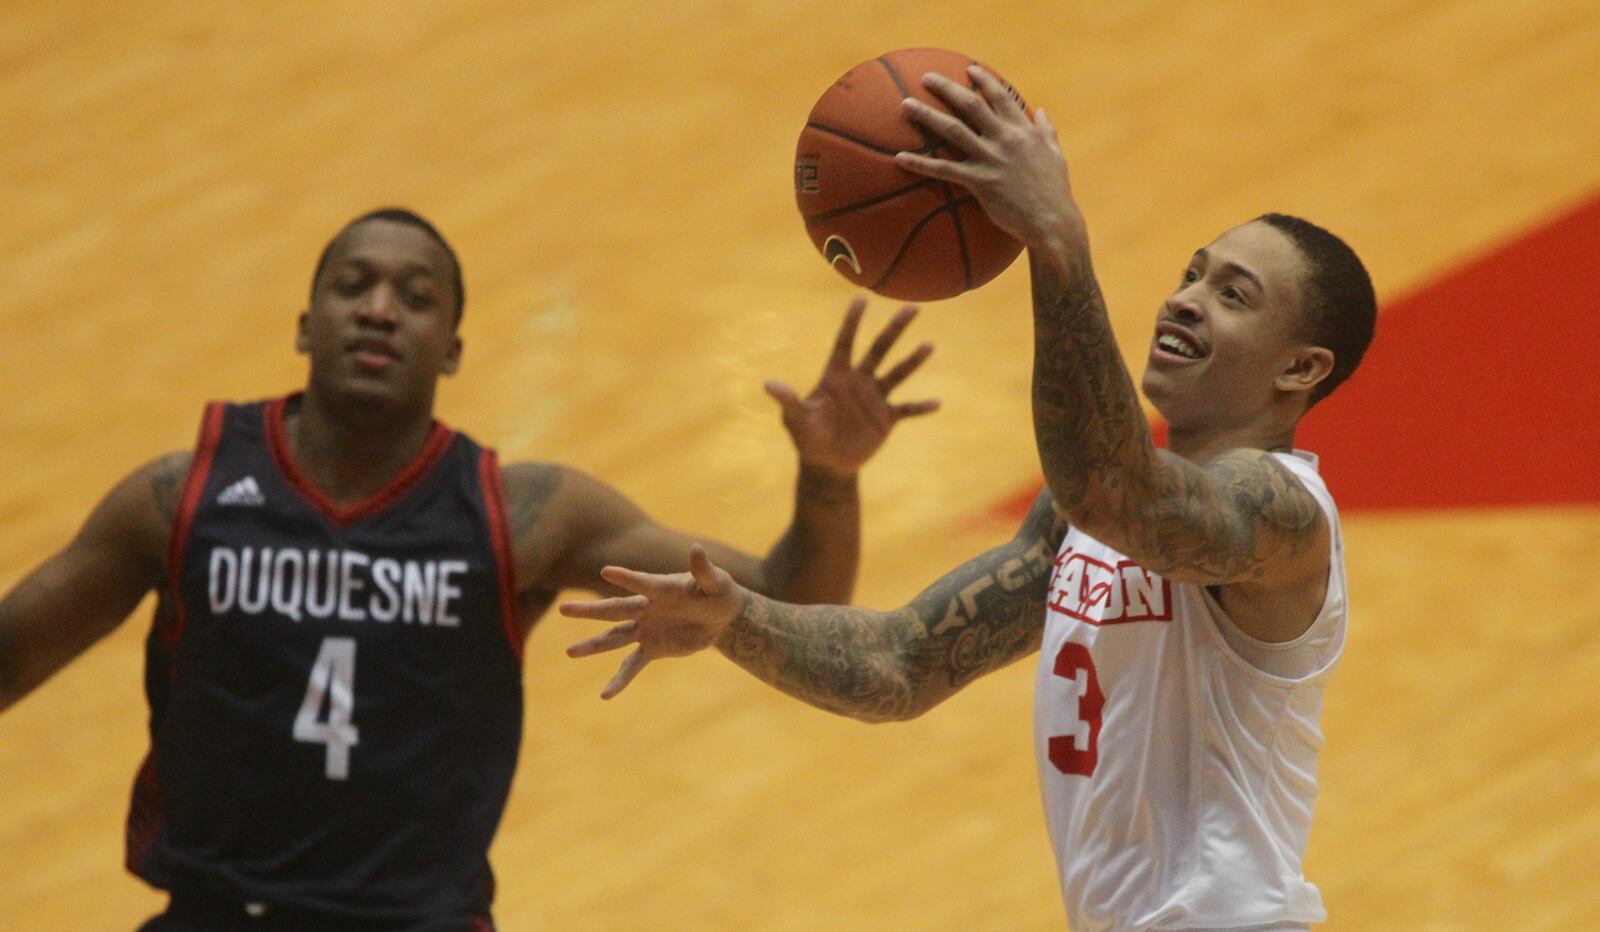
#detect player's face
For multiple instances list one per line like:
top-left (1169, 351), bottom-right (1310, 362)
top-left (1140, 220), bottom-right (1313, 430)
top-left (297, 219), bottom-right (462, 413)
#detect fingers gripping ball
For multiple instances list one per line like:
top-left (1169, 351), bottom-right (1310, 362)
top-left (795, 48), bottom-right (1029, 301)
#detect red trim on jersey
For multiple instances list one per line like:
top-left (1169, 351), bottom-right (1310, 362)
top-left (166, 402), bottom-right (226, 648)
top-left (478, 449), bottom-right (524, 660)
top-left (124, 749), bottom-right (165, 873)
top-left (264, 394), bottom-right (457, 529)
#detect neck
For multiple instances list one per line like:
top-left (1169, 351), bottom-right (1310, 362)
top-left (1164, 419), bottom-right (1297, 464)
top-left (286, 388), bottom-right (438, 506)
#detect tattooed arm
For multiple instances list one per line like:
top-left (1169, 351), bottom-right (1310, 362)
top-left (563, 490), bottom-right (1067, 720)
top-left (893, 67), bottom-right (1329, 637)
top-left (0, 452), bottom-right (185, 712)
top-left (720, 490), bottom-right (1066, 721)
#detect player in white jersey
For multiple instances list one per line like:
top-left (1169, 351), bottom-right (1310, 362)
top-left (1032, 449), bottom-right (1346, 929)
top-left (560, 67), bottom-right (1376, 930)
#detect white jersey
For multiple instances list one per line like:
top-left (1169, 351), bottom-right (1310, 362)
top-left (1032, 451), bottom-right (1346, 932)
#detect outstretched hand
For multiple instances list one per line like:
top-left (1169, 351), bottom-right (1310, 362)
top-left (562, 545), bottom-right (745, 699)
top-left (893, 66), bottom-right (1078, 252)
top-left (767, 297), bottom-right (940, 479)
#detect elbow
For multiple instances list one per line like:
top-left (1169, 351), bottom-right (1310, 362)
top-left (879, 693), bottom-right (940, 723)
top-left (846, 699), bottom-right (931, 726)
top-left (849, 667), bottom-right (942, 724)
top-left (1058, 489), bottom-right (1120, 541)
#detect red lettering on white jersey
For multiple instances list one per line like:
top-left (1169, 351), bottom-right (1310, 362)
top-left (1047, 547), bottom-right (1172, 626)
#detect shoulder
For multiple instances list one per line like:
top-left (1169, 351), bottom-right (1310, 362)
top-left (1203, 448), bottom-right (1326, 539)
top-left (501, 462), bottom-right (650, 525)
top-left (78, 450), bottom-right (194, 578)
top-left (1206, 449), bottom-right (1334, 638)
top-left (144, 450), bottom-right (196, 525)
top-left (497, 461), bottom-right (569, 538)
top-left (499, 460), bottom-right (645, 549)
top-left (497, 461), bottom-right (656, 595)
top-left (500, 460), bottom-right (565, 501)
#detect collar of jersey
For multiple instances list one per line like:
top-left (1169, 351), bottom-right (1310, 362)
top-left (264, 393), bottom-right (457, 528)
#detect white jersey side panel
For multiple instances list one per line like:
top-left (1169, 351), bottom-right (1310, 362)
top-left (1032, 451), bottom-right (1346, 931)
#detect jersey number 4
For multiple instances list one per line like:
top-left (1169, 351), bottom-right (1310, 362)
top-left (294, 637), bottom-right (361, 780)
top-left (1048, 642), bottom-right (1104, 777)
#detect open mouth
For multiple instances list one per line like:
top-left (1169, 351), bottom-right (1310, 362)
top-left (1152, 324), bottom-right (1206, 361)
top-left (1155, 332), bottom-right (1203, 359)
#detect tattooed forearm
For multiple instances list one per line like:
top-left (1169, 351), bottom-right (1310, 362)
top-left (718, 597), bottom-right (922, 722)
top-left (1029, 250), bottom-right (1153, 513)
top-left (718, 491), bottom-right (1067, 722)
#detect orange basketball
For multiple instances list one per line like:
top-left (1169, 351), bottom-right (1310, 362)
top-left (794, 48), bottom-right (1029, 301)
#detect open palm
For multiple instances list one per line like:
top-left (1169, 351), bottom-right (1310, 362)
top-left (768, 297), bottom-right (940, 477)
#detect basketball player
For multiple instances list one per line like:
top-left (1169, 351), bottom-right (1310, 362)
top-left (0, 208), bottom-right (940, 931)
top-left (562, 67), bottom-right (1376, 930)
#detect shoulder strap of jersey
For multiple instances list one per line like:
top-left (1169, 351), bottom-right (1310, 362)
top-left (476, 447), bottom-right (524, 661)
top-left (164, 402), bottom-right (227, 648)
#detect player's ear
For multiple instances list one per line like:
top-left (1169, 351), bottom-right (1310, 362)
top-left (1275, 345), bottom-right (1334, 396)
top-left (442, 335), bottom-right (463, 376)
top-left (295, 310), bottom-right (310, 354)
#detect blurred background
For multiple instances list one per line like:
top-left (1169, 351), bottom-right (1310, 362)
top-left (1, 2), bottom-right (1597, 928)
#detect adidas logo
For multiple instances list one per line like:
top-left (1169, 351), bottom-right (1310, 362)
top-left (216, 476), bottom-right (265, 507)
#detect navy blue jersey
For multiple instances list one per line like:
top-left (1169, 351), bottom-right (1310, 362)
top-left (127, 396), bottom-right (523, 930)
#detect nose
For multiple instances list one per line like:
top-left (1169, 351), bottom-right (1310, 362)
top-left (1165, 292), bottom-right (1205, 324)
top-left (356, 282), bottom-right (400, 328)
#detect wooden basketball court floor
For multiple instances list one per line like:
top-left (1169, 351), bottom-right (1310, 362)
top-left (2, 2), bottom-right (1597, 928)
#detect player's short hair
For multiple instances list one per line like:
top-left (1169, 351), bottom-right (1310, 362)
top-left (310, 208), bottom-right (466, 326)
top-left (1256, 213), bottom-right (1375, 406)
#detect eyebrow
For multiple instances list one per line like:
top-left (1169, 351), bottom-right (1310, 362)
top-left (338, 256), bottom-right (444, 281)
top-left (1192, 248), bottom-right (1264, 293)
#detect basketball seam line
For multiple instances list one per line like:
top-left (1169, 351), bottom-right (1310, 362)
top-left (876, 55), bottom-right (943, 154)
top-left (944, 186), bottom-right (974, 290)
top-left (870, 201), bottom-right (958, 293)
top-left (802, 179), bottom-right (939, 223)
top-left (804, 121), bottom-right (937, 157)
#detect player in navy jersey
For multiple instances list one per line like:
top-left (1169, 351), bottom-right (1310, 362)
top-left (0, 207), bottom-right (940, 930)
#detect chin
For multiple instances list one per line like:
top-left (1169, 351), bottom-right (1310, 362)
top-left (1141, 371), bottom-right (1175, 414)
top-left (1142, 376), bottom-right (1200, 431)
top-left (312, 368), bottom-right (406, 412)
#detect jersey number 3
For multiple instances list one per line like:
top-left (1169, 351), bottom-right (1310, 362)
top-left (294, 637), bottom-right (361, 780)
top-left (1048, 642), bottom-right (1104, 777)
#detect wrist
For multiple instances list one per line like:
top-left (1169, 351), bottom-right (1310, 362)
top-left (714, 588), bottom-right (757, 654)
top-left (796, 462), bottom-right (859, 503)
top-left (1026, 211), bottom-right (1087, 270)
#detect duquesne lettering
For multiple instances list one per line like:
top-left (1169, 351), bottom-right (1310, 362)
top-left (207, 546), bottom-right (469, 626)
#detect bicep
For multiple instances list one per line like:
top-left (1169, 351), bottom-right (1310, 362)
top-left (0, 457), bottom-right (176, 702)
top-left (539, 468), bottom-right (761, 595)
top-left (1092, 449), bottom-right (1328, 587)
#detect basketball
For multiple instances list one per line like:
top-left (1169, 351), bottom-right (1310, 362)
top-left (794, 48), bottom-right (1029, 301)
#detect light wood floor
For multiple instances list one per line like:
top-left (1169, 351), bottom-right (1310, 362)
top-left (2, 2), bottom-right (1598, 929)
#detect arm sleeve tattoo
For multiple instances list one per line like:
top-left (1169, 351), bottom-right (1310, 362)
top-left (1028, 250), bottom-right (1326, 587)
top-left (717, 490), bottom-right (1068, 722)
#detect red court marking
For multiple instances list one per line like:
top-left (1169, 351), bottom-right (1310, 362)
top-left (993, 192), bottom-right (1600, 520)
